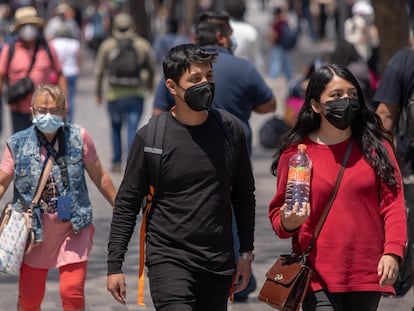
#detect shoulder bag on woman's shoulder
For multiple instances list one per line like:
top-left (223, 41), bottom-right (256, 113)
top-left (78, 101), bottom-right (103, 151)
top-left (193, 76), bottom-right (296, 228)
top-left (6, 41), bottom-right (40, 104)
top-left (0, 157), bottom-right (53, 276)
top-left (259, 142), bottom-right (353, 311)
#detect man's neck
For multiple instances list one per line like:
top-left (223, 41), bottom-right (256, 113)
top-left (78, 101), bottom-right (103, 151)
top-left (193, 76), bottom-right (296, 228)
top-left (170, 105), bottom-right (208, 126)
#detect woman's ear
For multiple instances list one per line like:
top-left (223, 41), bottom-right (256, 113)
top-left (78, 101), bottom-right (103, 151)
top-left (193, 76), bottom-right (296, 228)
top-left (310, 99), bottom-right (321, 113)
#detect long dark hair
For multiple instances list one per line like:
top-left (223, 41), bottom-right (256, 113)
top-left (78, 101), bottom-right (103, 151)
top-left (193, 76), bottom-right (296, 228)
top-left (271, 64), bottom-right (398, 189)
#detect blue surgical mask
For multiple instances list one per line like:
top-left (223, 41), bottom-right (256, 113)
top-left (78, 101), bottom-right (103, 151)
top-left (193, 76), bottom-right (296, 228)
top-left (231, 35), bottom-right (238, 52)
top-left (32, 113), bottom-right (64, 134)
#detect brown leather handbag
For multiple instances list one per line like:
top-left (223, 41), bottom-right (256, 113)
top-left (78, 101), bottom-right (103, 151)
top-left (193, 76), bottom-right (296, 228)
top-left (259, 142), bottom-right (353, 311)
top-left (259, 254), bottom-right (313, 311)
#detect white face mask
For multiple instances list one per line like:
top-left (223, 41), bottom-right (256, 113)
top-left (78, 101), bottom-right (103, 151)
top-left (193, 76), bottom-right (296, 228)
top-left (32, 113), bottom-right (64, 134)
top-left (19, 24), bottom-right (39, 41)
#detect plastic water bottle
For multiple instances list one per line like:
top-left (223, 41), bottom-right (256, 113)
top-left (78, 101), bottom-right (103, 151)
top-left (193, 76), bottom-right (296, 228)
top-left (284, 144), bottom-right (312, 215)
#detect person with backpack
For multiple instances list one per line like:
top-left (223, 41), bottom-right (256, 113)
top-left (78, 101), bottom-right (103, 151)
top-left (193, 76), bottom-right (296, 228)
top-left (0, 6), bottom-right (66, 133)
top-left (151, 11), bottom-right (276, 302)
top-left (373, 23), bottom-right (414, 297)
top-left (94, 12), bottom-right (155, 173)
top-left (267, 5), bottom-right (296, 82)
top-left (107, 44), bottom-right (255, 310)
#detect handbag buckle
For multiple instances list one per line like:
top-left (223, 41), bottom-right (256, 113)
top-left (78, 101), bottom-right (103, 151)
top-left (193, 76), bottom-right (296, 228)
top-left (274, 273), bottom-right (284, 281)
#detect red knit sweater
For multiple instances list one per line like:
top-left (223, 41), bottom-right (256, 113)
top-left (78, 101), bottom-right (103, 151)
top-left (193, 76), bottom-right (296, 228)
top-left (269, 137), bottom-right (406, 295)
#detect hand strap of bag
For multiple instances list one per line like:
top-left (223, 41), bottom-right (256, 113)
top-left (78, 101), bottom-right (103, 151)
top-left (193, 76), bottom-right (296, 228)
top-left (25, 42), bottom-right (40, 77)
top-left (32, 157), bottom-right (54, 206)
top-left (22, 155), bottom-right (53, 254)
top-left (35, 127), bottom-right (69, 192)
top-left (301, 141), bottom-right (353, 259)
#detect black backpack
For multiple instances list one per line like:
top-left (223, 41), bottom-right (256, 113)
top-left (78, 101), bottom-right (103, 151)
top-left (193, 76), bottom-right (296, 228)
top-left (279, 22), bottom-right (298, 51)
top-left (259, 116), bottom-right (290, 149)
top-left (143, 108), bottom-right (241, 205)
top-left (108, 38), bottom-right (141, 87)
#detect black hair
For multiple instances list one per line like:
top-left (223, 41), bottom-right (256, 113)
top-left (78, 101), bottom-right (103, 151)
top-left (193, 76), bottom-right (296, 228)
top-left (195, 11), bottom-right (231, 46)
top-left (273, 7), bottom-right (283, 15)
top-left (330, 38), bottom-right (361, 66)
top-left (271, 64), bottom-right (398, 189)
top-left (166, 17), bottom-right (178, 33)
top-left (224, 2), bottom-right (246, 20)
top-left (162, 43), bottom-right (217, 84)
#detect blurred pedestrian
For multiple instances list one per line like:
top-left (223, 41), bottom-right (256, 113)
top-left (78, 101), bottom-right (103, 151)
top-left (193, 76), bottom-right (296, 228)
top-left (0, 6), bottom-right (67, 133)
top-left (373, 23), bottom-right (414, 296)
top-left (344, 1), bottom-right (379, 66)
top-left (44, 3), bottom-right (80, 40)
top-left (0, 84), bottom-right (116, 311)
top-left (299, 0), bottom-right (317, 42)
top-left (52, 23), bottom-right (81, 123)
top-left (107, 43), bottom-right (255, 310)
top-left (225, 1), bottom-right (264, 72)
top-left (269, 64), bottom-right (406, 310)
top-left (0, 3), bottom-right (16, 45)
top-left (83, 3), bottom-right (110, 53)
top-left (94, 12), bottom-right (156, 173)
top-left (267, 6), bottom-right (294, 82)
top-left (152, 17), bottom-right (190, 72)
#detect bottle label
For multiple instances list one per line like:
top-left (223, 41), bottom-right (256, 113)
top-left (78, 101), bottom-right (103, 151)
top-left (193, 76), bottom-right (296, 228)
top-left (288, 167), bottom-right (310, 182)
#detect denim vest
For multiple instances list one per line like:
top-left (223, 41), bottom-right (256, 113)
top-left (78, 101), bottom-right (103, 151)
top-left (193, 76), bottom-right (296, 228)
top-left (7, 124), bottom-right (92, 242)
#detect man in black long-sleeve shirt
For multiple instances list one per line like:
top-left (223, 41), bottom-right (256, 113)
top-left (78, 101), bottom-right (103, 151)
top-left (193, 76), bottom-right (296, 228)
top-left (107, 44), bottom-right (255, 310)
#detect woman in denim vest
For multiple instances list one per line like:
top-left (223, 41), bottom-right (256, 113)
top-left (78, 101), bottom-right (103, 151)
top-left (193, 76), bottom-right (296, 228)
top-left (0, 84), bottom-right (116, 311)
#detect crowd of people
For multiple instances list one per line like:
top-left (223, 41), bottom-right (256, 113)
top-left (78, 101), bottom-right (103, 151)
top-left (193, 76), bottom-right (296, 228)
top-left (0, 1), bottom-right (413, 311)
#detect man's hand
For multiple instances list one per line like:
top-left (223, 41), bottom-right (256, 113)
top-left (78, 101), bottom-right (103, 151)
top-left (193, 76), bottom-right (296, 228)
top-left (107, 273), bottom-right (126, 304)
top-left (233, 257), bottom-right (252, 293)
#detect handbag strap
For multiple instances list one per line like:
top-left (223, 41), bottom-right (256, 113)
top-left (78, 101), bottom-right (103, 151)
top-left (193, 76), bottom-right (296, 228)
top-left (35, 127), bottom-right (69, 191)
top-left (302, 141), bottom-right (353, 258)
top-left (31, 157), bottom-right (53, 206)
top-left (26, 42), bottom-right (39, 77)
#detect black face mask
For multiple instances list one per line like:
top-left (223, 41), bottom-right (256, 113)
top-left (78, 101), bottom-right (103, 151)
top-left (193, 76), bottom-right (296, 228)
top-left (324, 97), bottom-right (360, 130)
top-left (181, 81), bottom-right (215, 111)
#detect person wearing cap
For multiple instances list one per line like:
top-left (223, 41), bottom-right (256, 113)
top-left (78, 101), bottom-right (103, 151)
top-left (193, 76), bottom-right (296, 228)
top-left (94, 12), bottom-right (155, 173)
top-left (344, 0), bottom-right (379, 63)
top-left (0, 6), bottom-right (67, 133)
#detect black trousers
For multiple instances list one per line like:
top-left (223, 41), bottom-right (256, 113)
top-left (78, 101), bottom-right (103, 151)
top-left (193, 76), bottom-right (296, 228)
top-left (148, 262), bottom-right (232, 311)
top-left (302, 290), bottom-right (381, 311)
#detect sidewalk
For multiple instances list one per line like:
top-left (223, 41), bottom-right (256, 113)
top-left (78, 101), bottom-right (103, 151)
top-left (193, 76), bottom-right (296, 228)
top-left (0, 7), bottom-right (414, 310)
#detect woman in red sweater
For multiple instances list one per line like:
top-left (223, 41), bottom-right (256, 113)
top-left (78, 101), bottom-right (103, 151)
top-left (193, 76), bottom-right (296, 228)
top-left (269, 64), bottom-right (406, 310)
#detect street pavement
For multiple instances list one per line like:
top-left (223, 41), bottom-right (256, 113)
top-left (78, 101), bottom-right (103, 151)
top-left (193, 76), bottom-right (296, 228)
top-left (1, 5), bottom-right (414, 310)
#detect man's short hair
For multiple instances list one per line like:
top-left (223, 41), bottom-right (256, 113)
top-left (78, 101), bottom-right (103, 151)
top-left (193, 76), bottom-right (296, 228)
top-left (163, 44), bottom-right (217, 83)
top-left (195, 11), bottom-right (232, 46)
